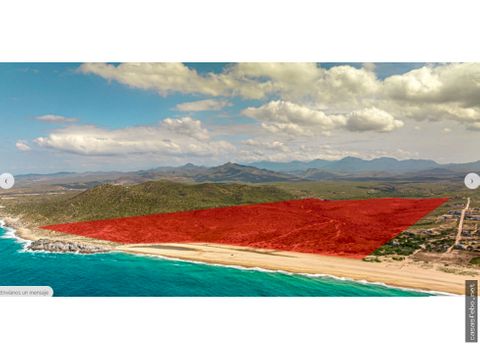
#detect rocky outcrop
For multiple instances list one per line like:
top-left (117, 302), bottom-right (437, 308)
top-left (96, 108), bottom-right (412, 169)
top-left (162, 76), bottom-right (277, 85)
top-left (27, 239), bottom-right (111, 254)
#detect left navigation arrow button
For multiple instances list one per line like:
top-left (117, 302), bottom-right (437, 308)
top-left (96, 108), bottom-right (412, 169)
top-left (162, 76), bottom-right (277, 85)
top-left (0, 173), bottom-right (15, 190)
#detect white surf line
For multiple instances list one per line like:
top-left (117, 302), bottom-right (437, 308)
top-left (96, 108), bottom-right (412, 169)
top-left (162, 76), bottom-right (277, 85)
top-left (119, 248), bottom-right (452, 296)
top-left (0, 219), bottom-right (32, 250)
top-left (0, 220), bottom-right (453, 296)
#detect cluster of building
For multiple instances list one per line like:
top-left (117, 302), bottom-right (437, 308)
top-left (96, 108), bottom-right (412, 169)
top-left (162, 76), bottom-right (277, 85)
top-left (453, 206), bottom-right (480, 252)
top-left (375, 200), bottom-right (480, 266)
top-left (402, 203), bottom-right (480, 254)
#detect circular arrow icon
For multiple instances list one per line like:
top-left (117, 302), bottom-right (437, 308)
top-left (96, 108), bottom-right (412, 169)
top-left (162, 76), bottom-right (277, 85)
top-left (464, 172), bottom-right (480, 190)
top-left (0, 173), bottom-right (15, 190)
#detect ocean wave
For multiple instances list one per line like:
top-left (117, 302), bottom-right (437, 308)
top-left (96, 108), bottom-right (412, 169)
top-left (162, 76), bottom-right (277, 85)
top-left (0, 219), bottom-right (452, 296)
top-left (0, 219), bottom-right (32, 251)
top-left (119, 251), bottom-right (451, 296)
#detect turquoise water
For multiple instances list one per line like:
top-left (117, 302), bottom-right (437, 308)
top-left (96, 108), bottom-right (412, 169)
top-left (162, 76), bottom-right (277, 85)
top-left (0, 223), bottom-right (431, 296)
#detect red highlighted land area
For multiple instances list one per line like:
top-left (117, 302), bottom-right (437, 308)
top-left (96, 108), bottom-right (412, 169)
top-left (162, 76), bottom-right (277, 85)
top-left (41, 198), bottom-right (447, 258)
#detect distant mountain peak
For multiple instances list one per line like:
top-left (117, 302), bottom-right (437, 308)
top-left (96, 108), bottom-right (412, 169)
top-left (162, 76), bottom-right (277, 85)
top-left (245, 156), bottom-right (444, 174)
top-left (193, 162), bottom-right (300, 183)
top-left (341, 156), bottom-right (362, 160)
top-left (180, 162), bottom-right (204, 169)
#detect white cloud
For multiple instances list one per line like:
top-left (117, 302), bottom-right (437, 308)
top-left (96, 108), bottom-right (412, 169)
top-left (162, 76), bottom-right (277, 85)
top-left (236, 142), bottom-right (364, 163)
top-left (345, 107), bottom-right (404, 132)
top-left (79, 62), bottom-right (379, 103)
top-left (36, 114), bottom-right (78, 123)
top-left (237, 63), bottom-right (480, 118)
top-left (242, 139), bottom-right (290, 153)
top-left (381, 63), bottom-right (480, 130)
top-left (34, 118), bottom-right (234, 157)
top-left (243, 101), bottom-right (402, 136)
top-left (16, 140), bottom-right (31, 151)
top-left (161, 117), bottom-right (210, 141)
top-left (260, 122), bottom-right (308, 136)
top-left (466, 122), bottom-right (480, 131)
top-left (229, 63), bottom-right (379, 106)
top-left (176, 99), bottom-right (231, 112)
top-left (79, 63), bottom-right (268, 99)
top-left (384, 63), bottom-right (480, 106)
top-left (79, 62), bottom-right (480, 132)
top-left (242, 100), bottom-right (346, 136)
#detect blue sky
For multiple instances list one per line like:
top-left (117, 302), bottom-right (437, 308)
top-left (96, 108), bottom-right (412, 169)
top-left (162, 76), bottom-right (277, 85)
top-left (1, 62), bottom-right (479, 174)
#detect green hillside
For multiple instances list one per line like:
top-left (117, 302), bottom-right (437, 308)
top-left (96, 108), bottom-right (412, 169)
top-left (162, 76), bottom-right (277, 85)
top-left (193, 162), bottom-right (300, 183)
top-left (6, 180), bottom-right (298, 224)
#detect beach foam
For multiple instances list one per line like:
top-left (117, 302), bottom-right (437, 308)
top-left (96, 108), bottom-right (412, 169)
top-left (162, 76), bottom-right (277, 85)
top-left (121, 249), bottom-right (443, 295)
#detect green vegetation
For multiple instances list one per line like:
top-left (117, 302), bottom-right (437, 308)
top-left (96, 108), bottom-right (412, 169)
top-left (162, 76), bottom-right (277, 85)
top-left (277, 179), bottom-right (480, 232)
top-left (3, 181), bottom-right (298, 224)
top-left (275, 179), bottom-right (475, 201)
top-left (470, 257), bottom-right (480, 266)
top-left (372, 233), bottom-right (425, 256)
top-left (193, 162), bottom-right (300, 183)
top-left (3, 178), bottom-right (477, 262)
top-left (424, 239), bottom-right (454, 253)
top-left (439, 266), bottom-right (478, 276)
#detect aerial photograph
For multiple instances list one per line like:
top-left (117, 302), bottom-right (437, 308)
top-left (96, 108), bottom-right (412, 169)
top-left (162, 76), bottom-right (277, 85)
top-left (1, 62), bottom-right (479, 296)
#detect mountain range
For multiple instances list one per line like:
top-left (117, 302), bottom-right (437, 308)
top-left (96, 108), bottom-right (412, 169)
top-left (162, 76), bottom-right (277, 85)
top-left (12, 157), bottom-right (480, 190)
top-left (247, 156), bottom-right (480, 174)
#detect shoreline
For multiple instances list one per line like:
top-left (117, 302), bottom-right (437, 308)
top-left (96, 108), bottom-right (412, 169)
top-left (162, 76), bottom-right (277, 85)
top-left (117, 243), bottom-right (470, 295)
top-left (0, 216), bottom-right (117, 253)
top-left (0, 219), bottom-right (32, 247)
top-left (119, 246), bottom-right (451, 296)
top-left (0, 220), bottom-right (439, 296)
top-left (1, 217), bottom-right (477, 295)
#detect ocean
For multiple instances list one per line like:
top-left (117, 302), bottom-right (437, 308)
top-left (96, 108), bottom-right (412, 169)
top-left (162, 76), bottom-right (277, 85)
top-left (0, 222), bottom-right (431, 296)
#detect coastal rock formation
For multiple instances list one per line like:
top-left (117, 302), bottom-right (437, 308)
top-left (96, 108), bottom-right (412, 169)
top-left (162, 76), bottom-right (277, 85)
top-left (27, 239), bottom-right (110, 254)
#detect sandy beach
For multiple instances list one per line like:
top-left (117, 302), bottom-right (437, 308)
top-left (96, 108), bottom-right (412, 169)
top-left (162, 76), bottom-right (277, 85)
top-left (2, 215), bottom-right (478, 295)
top-left (117, 242), bottom-right (478, 295)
